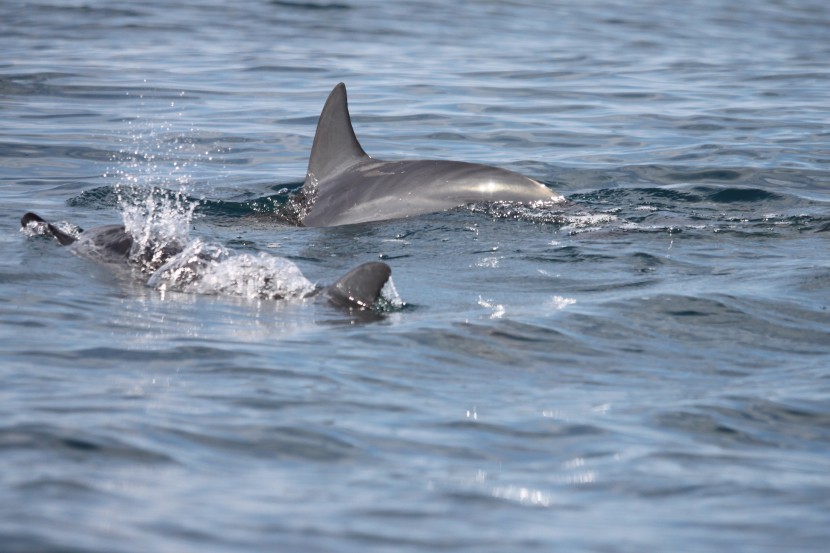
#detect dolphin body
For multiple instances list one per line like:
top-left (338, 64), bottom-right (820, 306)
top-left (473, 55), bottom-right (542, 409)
top-left (298, 83), bottom-right (562, 227)
top-left (21, 212), bottom-right (391, 310)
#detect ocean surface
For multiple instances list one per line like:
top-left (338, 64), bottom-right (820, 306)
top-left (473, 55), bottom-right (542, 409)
top-left (2, 1), bottom-right (829, 551)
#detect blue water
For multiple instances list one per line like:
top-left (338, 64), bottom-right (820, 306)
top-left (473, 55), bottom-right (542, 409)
top-left (2, 1), bottom-right (830, 551)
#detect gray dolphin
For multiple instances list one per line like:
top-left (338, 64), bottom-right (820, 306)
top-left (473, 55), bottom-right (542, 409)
top-left (298, 83), bottom-right (562, 227)
top-left (21, 212), bottom-right (391, 310)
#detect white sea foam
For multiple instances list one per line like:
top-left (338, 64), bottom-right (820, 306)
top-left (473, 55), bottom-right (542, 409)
top-left (148, 239), bottom-right (315, 300)
top-left (378, 277), bottom-right (406, 309)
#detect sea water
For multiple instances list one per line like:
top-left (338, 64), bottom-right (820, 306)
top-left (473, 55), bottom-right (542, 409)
top-left (1, 1), bottom-right (829, 551)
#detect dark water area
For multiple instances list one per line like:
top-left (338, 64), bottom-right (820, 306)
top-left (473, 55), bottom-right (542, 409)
top-left (2, 1), bottom-right (829, 552)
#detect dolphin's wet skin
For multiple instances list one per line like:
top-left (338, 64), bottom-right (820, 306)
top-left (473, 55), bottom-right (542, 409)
top-left (296, 83), bottom-right (563, 227)
top-left (20, 211), bottom-right (393, 311)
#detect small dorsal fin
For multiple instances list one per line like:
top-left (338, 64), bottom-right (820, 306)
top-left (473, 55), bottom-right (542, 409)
top-left (305, 83), bottom-right (369, 184)
top-left (325, 261), bottom-right (391, 309)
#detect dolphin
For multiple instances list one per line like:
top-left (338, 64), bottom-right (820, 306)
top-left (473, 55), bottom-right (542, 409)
top-left (20, 212), bottom-right (392, 310)
top-left (297, 83), bottom-right (562, 227)
top-left (20, 212), bottom-right (182, 270)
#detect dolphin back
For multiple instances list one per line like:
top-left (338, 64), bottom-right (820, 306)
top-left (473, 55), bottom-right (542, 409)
top-left (298, 83), bottom-right (560, 227)
top-left (324, 261), bottom-right (391, 309)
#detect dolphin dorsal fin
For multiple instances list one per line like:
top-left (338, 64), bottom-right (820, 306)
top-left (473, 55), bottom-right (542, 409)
top-left (325, 262), bottom-right (391, 309)
top-left (305, 83), bottom-right (369, 185)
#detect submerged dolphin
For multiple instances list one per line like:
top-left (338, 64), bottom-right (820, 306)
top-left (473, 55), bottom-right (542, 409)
top-left (21, 212), bottom-right (391, 310)
top-left (298, 83), bottom-right (562, 227)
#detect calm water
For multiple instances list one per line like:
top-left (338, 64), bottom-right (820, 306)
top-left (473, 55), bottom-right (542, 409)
top-left (2, 1), bottom-right (830, 551)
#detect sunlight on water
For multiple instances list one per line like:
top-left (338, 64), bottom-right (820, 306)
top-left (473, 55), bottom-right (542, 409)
top-left (477, 295), bottom-right (506, 319)
top-left (549, 295), bottom-right (576, 310)
top-left (491, 485), bottom-right (553, 507)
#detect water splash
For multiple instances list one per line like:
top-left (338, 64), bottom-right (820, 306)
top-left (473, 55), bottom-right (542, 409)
top-left (148, 239), bottom-right (315, 301)
top-left (468, 199), bottom-right (570, 224)
top-left (116, 185), bottom-right (196, 272)
top-left (105, 104), bottom-right (209, 271)
top-left (20, 218), bottom-right (82, 241)
top-left (97, 106), bottom-right (395, 308)
top-left (376, 277), bottom-right (406, 311)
